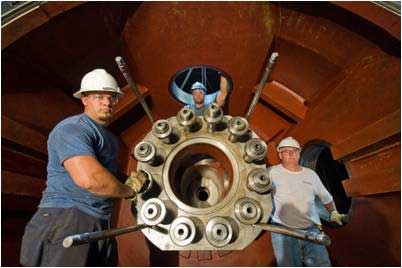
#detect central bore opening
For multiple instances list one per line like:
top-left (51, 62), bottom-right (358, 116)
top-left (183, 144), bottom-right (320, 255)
top-left (178, 229), bottom-right (184, 236)
top-left (169, 143), bottom-right (233, 208)
top-left (198, 187), bottom-right (210, 201)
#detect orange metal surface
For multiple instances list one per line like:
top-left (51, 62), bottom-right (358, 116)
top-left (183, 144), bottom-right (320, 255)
top-left (111, 84), bottom-right (150, 123)
top-left (325, 193), bottom-right (401, 266)
top-left (2, 170), bottom-right (46, 198)
top-left (331, 1), bottom-right (401, 40)
top-left (331, 109), bottom-right (401, 160)
top-left (1, 2), bottom-right (84, 49)
top-left (343, 143), bottom-right (401, 197)
top-left (1, 1), bottom-right (400, 266)
top-left (257, 81), bottom-right (308, 122)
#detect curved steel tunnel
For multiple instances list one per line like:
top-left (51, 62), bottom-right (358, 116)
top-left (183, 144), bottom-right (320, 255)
top-left (1, 2), bottom-right (400, 266)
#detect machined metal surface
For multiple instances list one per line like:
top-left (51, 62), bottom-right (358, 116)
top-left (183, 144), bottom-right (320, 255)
top-left (62, 224), bottom-right (148, 248)
top-left (115, 56), bottom-right (155, 124)
top-left (244, 138), bottom-right (267, 163)
top-left (205, 216), bottom-right (235, 248)
top-left (253, 223), bottom-right (331, 246)
top-left (176, 107), bottom-right (197, 131)
top-left (169, 217), bottom-right (197, 246)
top-left (245, 52), bottom-right (279, 119)
top-left (203, 103), bottom-right (224, 133)
top-left (140, 198), bottom-right (167, 226)
top-left (247, 168), bottom-right (272, 194)
top-left (152, 119), bottom-right (173, 142)
top-left (133, 112), bottom-right (272, 250)
top-left (227, 116), bottom-right (249, 142)
top-left (134, 141), bottom-right (157, 164)
top-left (234, 197), bottom-right (262, 225)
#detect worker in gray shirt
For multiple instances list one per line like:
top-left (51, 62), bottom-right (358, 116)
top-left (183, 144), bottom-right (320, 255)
top-left (268, 137), bottom-right (346, 266)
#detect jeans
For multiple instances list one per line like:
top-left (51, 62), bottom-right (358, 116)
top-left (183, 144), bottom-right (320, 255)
top-left (20, 207), bottom-right (117, 266)
top-left (271, 225), bottom-right (331, 267)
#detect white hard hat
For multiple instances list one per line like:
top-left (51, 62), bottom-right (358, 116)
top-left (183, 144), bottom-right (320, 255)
top-left (191, 82), bottom-right (206, 92)
top-left (277, 137), bottom-right (301, 152)
top-left (73, 69), bottom-right (123, 99)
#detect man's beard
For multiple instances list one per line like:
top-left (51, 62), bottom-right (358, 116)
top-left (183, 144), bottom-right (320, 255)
top-left (98, 111), bottom-right (113, 122)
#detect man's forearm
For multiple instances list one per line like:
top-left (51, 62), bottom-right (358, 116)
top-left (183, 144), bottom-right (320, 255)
top-left (216, 75), bottom-right (229, 107)
top-left (65, 155), bottom-right (136, 198)
top-left (89, 169), bottom-right (134, 198)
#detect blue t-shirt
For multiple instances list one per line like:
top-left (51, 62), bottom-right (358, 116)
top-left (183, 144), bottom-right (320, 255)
top-left (39, 113), bottom-right (119, 220)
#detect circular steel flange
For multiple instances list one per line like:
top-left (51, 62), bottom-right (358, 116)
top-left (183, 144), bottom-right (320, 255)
top-left (140, 198), bottom-right (167, 226)
top-left (205, 217), bottom-right (234, 248)
top-left (135, 114), bottom-right (272, 250)
top-left (234, 197), bottom-right (262, 225)
top-left (247, 168), bottom-right (272, 194)
top-left (169, 217), bottom-right (197, 246)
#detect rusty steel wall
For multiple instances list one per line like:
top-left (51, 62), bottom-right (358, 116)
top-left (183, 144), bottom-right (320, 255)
top-left (1, 1), bottom-right (400, 266)
top-left (121, 2), bottom-right (278, 119)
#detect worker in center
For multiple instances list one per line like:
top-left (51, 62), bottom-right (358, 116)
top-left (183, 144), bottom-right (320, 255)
top-left (186, 75), bottom-right (229, 116)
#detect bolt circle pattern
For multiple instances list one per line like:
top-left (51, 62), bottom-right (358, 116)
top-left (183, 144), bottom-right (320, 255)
top-left (134, 113), bottom-right (273, 250)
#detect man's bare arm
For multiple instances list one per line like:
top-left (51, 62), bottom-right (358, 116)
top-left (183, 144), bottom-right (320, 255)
top-left (216, 75), bottom-right (229, 107)
top-left (64, 155), bottom-right (134, 198)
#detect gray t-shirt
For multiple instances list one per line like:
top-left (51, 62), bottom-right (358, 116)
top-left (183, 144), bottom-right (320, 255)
top-left (268, 164), bottom-right (333, 229)
top-left (39, 113), bottom-right (119, 220)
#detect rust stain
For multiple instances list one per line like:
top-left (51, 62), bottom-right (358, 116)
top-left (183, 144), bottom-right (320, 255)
top-left (261, 4), bottom-right (275, 36)
top-left (168, 7), bottom-right (186, 16)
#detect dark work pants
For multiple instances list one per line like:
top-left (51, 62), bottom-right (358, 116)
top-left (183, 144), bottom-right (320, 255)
top-left (20, 207), bottom-right (117, 267)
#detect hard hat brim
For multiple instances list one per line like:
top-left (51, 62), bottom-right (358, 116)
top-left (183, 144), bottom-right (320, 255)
top-left (277, 146), bottom-right (301, 152)
top-left (191, 88), bottom-right (206, 94)
top-left (73, 88), bottom-right (124, 99)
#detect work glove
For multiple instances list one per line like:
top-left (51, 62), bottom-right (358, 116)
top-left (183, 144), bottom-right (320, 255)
top-left (330, 210), bottom-right (345, 226)
top-left (125, 170), bottom-right (147, 199)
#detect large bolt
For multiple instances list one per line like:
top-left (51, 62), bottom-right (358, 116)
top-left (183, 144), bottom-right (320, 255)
top-left (169, 217), bottom-right (197, 246)
top-left (152, 119), bottom-right (173, 143)
top-left (139, 170), bottom-right (154, 194)
top-left (133, 141), bottom-right (157, 165)
top-left (140, 198), bottom-right (167, 226)
top-left (234, 197), bottom-right (262, 224)
top-left (247, 168), bottom-right (272, 194)
top-left (244, 138), bottom-right (267, 163)
top-left (203, 102), bottom-right (223, 133)
top-left (205, 217), bottom-right (234, 248)
top-left (227, 117), bottom-right (249, 142)
top-left (176, 107), bottom-right (197, 132)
